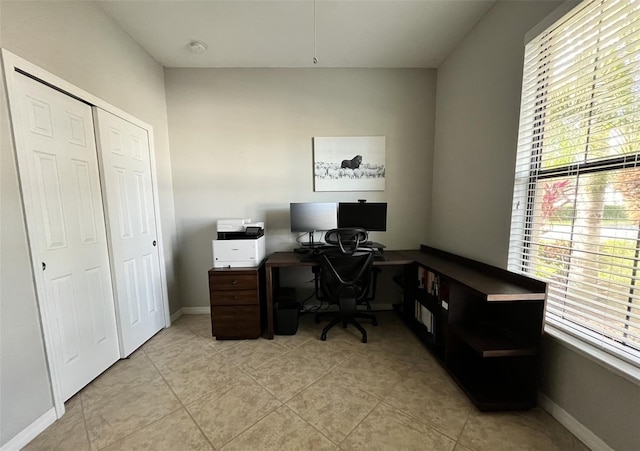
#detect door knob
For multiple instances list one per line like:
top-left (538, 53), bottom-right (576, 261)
top-left (153, 240), bottom-right (157, 247)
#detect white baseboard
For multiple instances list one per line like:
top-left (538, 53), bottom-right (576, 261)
top-left (1, 407), bottom-right (56, 451)
top-left (181, 306), bottom-right (210, 315)
top-left (170, 307), bottom-right (210, 324)
top-left (538, 392), bottom-right (613, 451)
top-left (170, 308), bottom-right (183, 323)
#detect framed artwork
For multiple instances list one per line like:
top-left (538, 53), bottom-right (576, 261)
top-left (313, 136), bottom-right (386, 192)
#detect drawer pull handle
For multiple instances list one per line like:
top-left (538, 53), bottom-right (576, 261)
top-left (232, 280), bottom-right (238, 285)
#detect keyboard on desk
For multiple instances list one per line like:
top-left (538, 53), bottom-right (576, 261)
top-left (362, 241), bottom-right (386, 249)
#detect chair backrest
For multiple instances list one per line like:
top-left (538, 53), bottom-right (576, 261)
top-left (324, 228), bottom-right (368, 255)
top-left (319, 248), bottom-right (374, 306)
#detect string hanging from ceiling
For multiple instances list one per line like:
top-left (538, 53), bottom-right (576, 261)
top-left (313, 0), bottom-right (318, 64)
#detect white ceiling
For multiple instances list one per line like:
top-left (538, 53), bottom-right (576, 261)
top-left (96, 0), bottom-right (496, 68)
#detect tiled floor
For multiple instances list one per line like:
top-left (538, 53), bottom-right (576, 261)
top-left (25, 312), bottom-right (589, 450)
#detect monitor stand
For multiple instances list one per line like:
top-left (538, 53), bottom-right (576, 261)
top-left (299, 230), bottom-right (327, 249)
top-left (297, 232), bottom-right (328, 261)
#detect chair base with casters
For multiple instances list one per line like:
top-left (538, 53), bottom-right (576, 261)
top-left (314, 228), bottom-right (378, 343)
top-left (315, 306), bottom-right (378, 343)
top-left (313, 266), bottom-right (380, 343)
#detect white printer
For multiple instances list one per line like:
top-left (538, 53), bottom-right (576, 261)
top-left (212, 219), bottom-right (266, 268)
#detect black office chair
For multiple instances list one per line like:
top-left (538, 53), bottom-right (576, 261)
top-left (314, 228), bottom-right (378, 343)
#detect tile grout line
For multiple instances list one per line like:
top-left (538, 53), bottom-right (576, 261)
top-left (337, 397), bottom-right (385, 447)
top-left (142, 346), bottom-right (219, 451)
top-left (278, 352), bottom-right (378, 447)
top-left (194, 359), bottom-right (290, 450)
top-left (166, 325), bottom-right (298, 447)
top-left (256, 314), bottom-right (466, 447)
top-left (92, 345), bottom-right (200, 450)
top-left (241, 341), bottom-right (341, 403)
top-left (231, 339), bottom-right (363, 446)
top-left (154, 336), bottom-right (296, 451)
top-left (80, 349), bottom-right (184, 450)
top-left (78, 395), bottom-right (93, 450)
top-left (457, 415), bottom-right (472, 450)
top-left (213, 402), bottom-right (282, 450)
top-left (279, 403), bottom-right (339, 447)
top-left (380, 390), bottom-right (468, 444)
top-left (35, 314), bottom-right (583, 451)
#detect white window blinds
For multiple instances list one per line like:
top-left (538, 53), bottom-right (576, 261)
top-left (509, 0), bottom-right (640, 367)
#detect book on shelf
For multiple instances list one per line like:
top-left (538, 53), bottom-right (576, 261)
top-left (418, 267), bottom-right (440, 297)
top-left (421, 305), bottom-right (433, 333)
top-left (414, 300), bottom-right (434, 333)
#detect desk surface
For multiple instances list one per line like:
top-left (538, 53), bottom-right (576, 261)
top-left (401, 249), bottom-right (546, 301)
top-left (266, 249), bottom-right (546, 301)
top-left (266, 250), bottom-right (413, 267)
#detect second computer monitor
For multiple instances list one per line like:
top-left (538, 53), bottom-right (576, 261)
top-left (338, 202), bottom-right (387, 232)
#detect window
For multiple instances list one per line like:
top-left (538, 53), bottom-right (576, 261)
top-left (510, 0), bottom-right (640, 368)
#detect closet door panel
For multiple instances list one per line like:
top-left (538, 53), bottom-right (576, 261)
top-left (95, 108), bottom-right (165, 356)
top-left (13, 73), bottom-right (120, 401)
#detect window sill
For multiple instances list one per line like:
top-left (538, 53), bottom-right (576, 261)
top-left (544, 324), bottom-right (640, 386)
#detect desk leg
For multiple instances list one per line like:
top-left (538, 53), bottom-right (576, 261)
top-left (264, 266), bottom-right (276, 339)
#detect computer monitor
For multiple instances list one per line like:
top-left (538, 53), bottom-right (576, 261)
top-left (338, 202), bottom-right (387, 232)
top-left (290, 202), bottom-right (338, 245)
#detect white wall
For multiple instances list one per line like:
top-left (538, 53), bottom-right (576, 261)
top-left (0, 1), bottom-right (177, 446)
top-left (165, 68), bottom-right (436, 308)
top-left (431, 1), bottom-right (561, 267)
top-left (432, 2), bottom-right (640, 450)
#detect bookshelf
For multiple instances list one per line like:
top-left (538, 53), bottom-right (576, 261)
top-left (395, 245), bottom-right (546, 411)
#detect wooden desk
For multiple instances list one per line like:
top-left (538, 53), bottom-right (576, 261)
top-left (263, 246), bottom-right (547, 411)
top-left (263, 250), bottom-right (412, 339)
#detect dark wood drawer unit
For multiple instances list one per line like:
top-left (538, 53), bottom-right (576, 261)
top-left (208, 264), bottom-right (264, 339)
top-left (210, 306), bottom-right (260, 339)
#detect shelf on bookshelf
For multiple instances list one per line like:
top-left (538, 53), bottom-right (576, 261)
top-left (451, 369), bottom-right (535, 411)
top-left (448, 323), bottom-right (537, 357)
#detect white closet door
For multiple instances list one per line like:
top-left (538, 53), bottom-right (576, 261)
top-left (94, 108), bottom-right (165, 356)
top-left (13, 73), bottom-right (120, 401)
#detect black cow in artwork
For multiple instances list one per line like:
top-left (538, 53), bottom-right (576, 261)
top-left (341, 155), bottom-right (363, 169)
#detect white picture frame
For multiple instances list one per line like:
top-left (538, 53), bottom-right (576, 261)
top-left (313, 136), bottom-right (386, 192)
